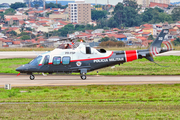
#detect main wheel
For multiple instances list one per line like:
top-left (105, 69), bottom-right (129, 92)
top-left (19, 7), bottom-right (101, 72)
top-left (30, 75), bottom-right (35, 80)
top-left (81, 75), bottom-right (86, 80)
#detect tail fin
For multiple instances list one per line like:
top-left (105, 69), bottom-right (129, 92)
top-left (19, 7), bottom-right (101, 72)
top-left (137, 29), bottom-right (173, 66)
top-left (149, 29), bottom-right (169, 57)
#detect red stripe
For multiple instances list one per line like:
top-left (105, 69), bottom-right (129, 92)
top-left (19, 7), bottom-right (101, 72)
top-left (17, 73), bottom-right (20, 76)
top-left (71, 52), bottom-right (113, 62)
top-left (125, 50), bottom-right (138, 62)
top-left (48, 63), bottom-right (53, 65)
top-left (167, 42), bottom-right (171, 50)
top-left (155, 47), bottom-right (158, 54)
top-left (152, 47), bottom-right (155, 56)
top-left (165, 43), bottom-right (169, 50)
top-left (38, 64), bottom-right (42, 66)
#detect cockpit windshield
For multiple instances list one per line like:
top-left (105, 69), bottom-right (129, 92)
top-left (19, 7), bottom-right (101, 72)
top-left (29, 56), bottom-right (42, 66)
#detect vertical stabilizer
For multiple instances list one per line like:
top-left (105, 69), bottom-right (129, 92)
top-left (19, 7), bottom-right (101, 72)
top-left (150, 29), bottom-right (169, 49)
top-left (149, 29), bottom-right (169, 56)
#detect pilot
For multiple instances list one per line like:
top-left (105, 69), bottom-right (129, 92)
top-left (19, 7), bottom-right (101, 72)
top-left (65, 44), bottom-right (69, 49)
top-left (65, 43), bottom-right (72, 49)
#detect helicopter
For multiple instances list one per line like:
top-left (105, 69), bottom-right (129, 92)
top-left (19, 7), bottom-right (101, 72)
top-left (16, 29), bottom-right (173, 80)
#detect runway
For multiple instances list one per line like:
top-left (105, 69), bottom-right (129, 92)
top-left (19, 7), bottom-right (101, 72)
top-left (0, 75), bottom-right (180, 87)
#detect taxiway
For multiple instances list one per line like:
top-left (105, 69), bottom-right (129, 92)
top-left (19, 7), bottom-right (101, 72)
top-left (0, 75), bottom-right (180, 87)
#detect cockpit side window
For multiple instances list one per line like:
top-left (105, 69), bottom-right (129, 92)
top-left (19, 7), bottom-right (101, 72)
top-left (42, 55), bottom-right (50, 65)
top-left (53, 56), bottom-right (61, 65)
top-left (62, 56), bottom-right (70, 65)
top-left (29, 56), bottom-right (42, 66)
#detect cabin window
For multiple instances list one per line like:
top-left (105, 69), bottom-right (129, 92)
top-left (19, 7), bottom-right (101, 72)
top-left (62, 56), bottom-right (70, 65)
top-left (86, 47), bottom-right (91, 54)
top-left (42, 55), bottom-right (50, 65)
top-left (29, 55), bottom-right (42, 66)
top-left (53, 56), bottom-right (61, 65)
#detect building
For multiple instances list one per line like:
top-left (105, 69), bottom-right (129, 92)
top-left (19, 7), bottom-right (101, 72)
top-left (135, 0), bottom-right (170, 8)
top-left (49, 14), bottom-right (68, 21)
top-left (68, 0), bottom-right (91, 24)
top-left (149, 2), bottom-right (169, 8)
top-left (4, 15), bottom-right (28, 21)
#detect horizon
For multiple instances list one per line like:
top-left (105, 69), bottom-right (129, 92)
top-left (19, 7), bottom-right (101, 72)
top-left (0, 0), bottom-right (119, 5)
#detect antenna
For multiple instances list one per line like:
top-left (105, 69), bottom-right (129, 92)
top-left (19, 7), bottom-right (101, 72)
top-left (56, 0), bottom-right (57, 4)
top-left (43, 0), bottom-right (46, 10)
top-left (95, 0), bottom-right (97, 5)
top-left (29, 0), bottom-right (31, 7)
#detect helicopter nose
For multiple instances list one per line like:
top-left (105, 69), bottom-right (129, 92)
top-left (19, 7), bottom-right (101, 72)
top-left (16, 67), bottom-right (22, 72)
top-left (16, 65), bottom-right (26, 72)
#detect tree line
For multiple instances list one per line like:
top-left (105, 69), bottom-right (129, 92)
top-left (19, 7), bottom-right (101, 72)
top-left (94, 1), bottom-right (179, 28)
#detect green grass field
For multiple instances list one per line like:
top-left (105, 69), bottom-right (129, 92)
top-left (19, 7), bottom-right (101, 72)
top-left (1, 56), bottom-right (180, 75)
top-left (0, 85), bottom-right (180, 119)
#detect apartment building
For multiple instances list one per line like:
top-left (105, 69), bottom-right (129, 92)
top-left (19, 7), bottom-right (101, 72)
top-left (68, 1), bottom-right (91, 24)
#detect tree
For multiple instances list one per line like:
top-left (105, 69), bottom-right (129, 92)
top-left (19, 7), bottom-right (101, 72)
top-left (58, 24), bottom-right (75, 37)
top-left (101, 37), bottom-right (109, 42)
top-left (141, 7), bottom-right (172, 23)
top-left (75, 25), bottom-right (85, 31)
top-left (46, 2), bottom-right (58, 8)
top-left (99, 41), bottom-right (125, 47)
top-left (21, 35), bottom-right (30, 40)
top-left (31, 34), bottom-right (36, 39)
top-left (45, 3), bottom-right (68, 9)
top-left (107, 17), bottom-right (118, 28)
top-left (148, 35), bottom-right (154, 40)
top-left (18, 32), bottom-right (29, 37)
top-left (91, 10), bottom-right (107, 21)
top-left (4, 8), bottom-right (16, 15)
top-left (96, 18), bottom-right (108, 28)
top-left (9, 30), bottom-right (17, 36)
top-left (171, 8), bottom-right (180, 21)
top-left (124, 0), bottom-right (138, 10)
top-left (34, 4), bottom-right (39, 9)
top-left (0, 14), bottom-right (5, 22)
top-left (10, 2), bottom-right (26, 9)
top-left (26, 27), bottom-right (32, 31)
top-left (103, 27), bottom-right (110, 30)
top-left (173, 37), bottom-right (180, 46)
top-left (113, 2), bottom-right (142, 28)
top-left (113, 3), bottom-right (124, 28)
top-left (85, 24), bottom-right (94, 30)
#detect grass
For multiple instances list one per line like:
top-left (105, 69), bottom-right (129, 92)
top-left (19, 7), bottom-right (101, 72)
top-left (0, 58), bottom-right (30, 74)
top-left (0, 85), bottom-right (180, 119)
top-left (0, 102), bottom-right (179, 120)
top-left (87, 55), bottom-right (180, 75)
top-left (2, 56), bottom-right (180, 75)
top-left (0, 84), bottom-right (180, 102)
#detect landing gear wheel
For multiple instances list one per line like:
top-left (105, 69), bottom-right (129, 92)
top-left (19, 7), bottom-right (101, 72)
top-left (30, 75), bottom-right (35, 80)
top-left (81, 75), bottom-right (86, 80)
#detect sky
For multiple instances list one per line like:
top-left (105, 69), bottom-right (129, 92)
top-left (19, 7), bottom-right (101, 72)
top-left (0, 0), bottom-right (179, 5)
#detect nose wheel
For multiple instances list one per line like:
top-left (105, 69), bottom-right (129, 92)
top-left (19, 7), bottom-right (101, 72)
top-left (80, 73), bottom-right (86, 80)
top-left (30, 74), bottom-right (35, 80)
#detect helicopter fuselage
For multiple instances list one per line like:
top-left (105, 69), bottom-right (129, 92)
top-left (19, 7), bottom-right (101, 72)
top-left (16, 43), bottom-right (149, 79)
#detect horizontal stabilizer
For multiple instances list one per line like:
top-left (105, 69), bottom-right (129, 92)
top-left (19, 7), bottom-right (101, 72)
top-left (145, 56), bottom-right (154, 62)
